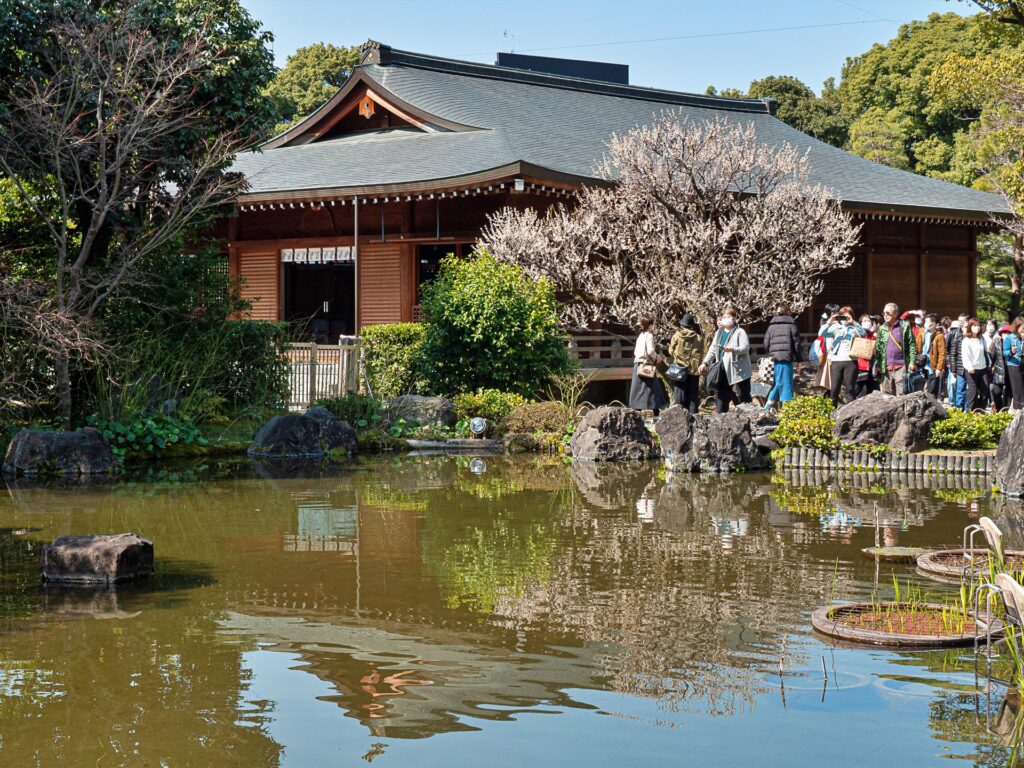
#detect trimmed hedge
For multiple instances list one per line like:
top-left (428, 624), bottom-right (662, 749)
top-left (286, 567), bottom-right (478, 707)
top-left (771, 396), bottom-right (837, 451)
top-left (452, 389), bottom-right (527, 423)
top-left (928, 409), bottom-right (1013, 450)
top-left (360, 323), bottom-right (426, 399)
top-left (504, 401), bottom-right (569, 434)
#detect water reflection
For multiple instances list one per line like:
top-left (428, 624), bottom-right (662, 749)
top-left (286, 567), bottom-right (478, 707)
top-left (0, 457), bottom-right (1019, 765)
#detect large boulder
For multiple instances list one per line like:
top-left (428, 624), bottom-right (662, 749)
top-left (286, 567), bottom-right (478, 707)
top-left (569, 406), bottom-right (659, 461)
top-left (832, 391), bottom-right (947, 451)
top-left (305, 406), bottom-right (357, 453)
top-left (41, 533), bottom-right (154, 585)
top-left (2, 427), bottom-right (118, 477)
top-left (996, 413), bottom-right (1024, 497)
top-left (656, 408), bottom-right (768, 474)
top-left (383, 395), bottom-right (457, 427)
top-left (248, 411), bottom-right (356, 459)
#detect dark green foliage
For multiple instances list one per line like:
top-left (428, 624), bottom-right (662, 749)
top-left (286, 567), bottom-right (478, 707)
top-left (419, 251), bottom-right (571, 397)
top-left (314, 394), bottom-right (383, 429)
top-left (452, 389), bottom-right (527, 424)
top-left (359, 322), bottom-right (426, 399)
top-left (86, 413), bottom-right (206, 461)
top-left (771, 396), bottom-right (838, 451)
top-left (928, 408), bottom-right (1014, 449)
top-left (746, 75), bottom-right (849, 146)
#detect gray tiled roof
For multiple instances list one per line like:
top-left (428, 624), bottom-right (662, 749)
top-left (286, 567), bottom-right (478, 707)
top-left (233, 44), bottom-right (1008, 219)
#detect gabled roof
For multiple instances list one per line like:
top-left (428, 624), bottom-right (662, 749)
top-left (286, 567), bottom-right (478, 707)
top-left (232, 40), bottom-right (1008, 220)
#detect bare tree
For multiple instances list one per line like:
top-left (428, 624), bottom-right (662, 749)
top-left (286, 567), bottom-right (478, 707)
top-left (0, 8), bottom-right (255, 425)
top-left (483, 114), bottom-right (861, 338)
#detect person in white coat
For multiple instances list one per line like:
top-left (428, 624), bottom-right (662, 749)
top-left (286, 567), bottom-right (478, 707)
top-left (961, 317), bottom-right (990, 411)
top-left (628, 315), bottom-right (668, 415)
top-left (698, 307), bottom-right (751, 413)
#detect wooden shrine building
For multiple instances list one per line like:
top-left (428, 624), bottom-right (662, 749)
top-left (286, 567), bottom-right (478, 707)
top-left (227, 41), bottom-right (1008, 339)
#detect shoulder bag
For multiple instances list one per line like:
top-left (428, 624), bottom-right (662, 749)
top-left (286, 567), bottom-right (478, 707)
top-left (849, 335), bottom-right (875, 361)
top-left (704, 328), bottom-right (734, 389)
top-left (665, 362), bottom-right (687, 382)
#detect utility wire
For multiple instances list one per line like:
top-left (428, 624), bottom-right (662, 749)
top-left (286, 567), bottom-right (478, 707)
top-left (454, 18), bottom-right (902, 59)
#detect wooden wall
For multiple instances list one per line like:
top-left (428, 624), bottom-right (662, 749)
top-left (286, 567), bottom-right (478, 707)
top-left (228, 201), bottom-right (985, 331)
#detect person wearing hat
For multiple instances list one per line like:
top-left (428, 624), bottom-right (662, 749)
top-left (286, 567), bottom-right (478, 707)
top-left (667, 313), bottom-right (705, 413)
top-left (762, 303), bottom-right (803, 411)
top-left (1004, 318), bottom-right (1023, 411)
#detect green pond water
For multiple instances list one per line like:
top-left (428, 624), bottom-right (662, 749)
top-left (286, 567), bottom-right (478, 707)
top-left (1, 455), bottom-right (1022, 766)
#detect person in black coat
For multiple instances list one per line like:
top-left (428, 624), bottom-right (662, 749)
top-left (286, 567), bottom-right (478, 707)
top-left (762, 305), bottom-right (802, 411)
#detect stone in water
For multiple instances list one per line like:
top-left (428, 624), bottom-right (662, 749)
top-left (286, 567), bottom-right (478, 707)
top-left (41, 533), bottom-right (154, 585)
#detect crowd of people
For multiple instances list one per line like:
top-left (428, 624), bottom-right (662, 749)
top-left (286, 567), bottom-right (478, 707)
top-left (628, 304), bottom-right (1024, 417)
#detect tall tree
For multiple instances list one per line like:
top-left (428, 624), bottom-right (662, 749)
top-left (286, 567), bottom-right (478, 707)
top-left (482, 114), bottom-right (860, 339)
top-left (0, 1), bottom-right (275, 424)
top-left (264, 43), bottom-right (362, 132)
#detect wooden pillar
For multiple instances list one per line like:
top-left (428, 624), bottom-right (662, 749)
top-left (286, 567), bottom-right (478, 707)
top-left (401, 201), bottom-right (416, 321)
top-left (918, 223), bottom-right (927, 311)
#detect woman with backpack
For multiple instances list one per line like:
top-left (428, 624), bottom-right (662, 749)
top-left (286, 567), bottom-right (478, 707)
top-left (667, 313), bottom-right (705, 413)
top-left (762, 304), bottom-right (802, 412)
top-left (698, 307), bottom-right (751, 414)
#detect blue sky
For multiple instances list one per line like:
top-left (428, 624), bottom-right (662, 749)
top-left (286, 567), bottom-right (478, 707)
top-left (241, 0), bottom-right (968, 94)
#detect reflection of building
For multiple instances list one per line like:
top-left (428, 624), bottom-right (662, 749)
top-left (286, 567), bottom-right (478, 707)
top-left (284, 503), bottom-right (359, 554)
top-left (222, 612), bottom-right (596, 740)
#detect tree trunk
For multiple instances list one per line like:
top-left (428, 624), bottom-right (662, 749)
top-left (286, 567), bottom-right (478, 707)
top-left (1012, 234), bottom-right (1023, 321)
top-left (55, 350), bottom-right (73, 430)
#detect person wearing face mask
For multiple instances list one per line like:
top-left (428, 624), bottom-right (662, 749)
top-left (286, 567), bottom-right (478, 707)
top-left (874, 302), bottom-right (918, 396)
top-left (945, 314), bottom-right (970, 409)
top-left (1006, 317), bottom-right (1024, 412)
top-left (698, 307), bottom-right (751, 413)
top-left (961, 317), bottom-right (990, 411)
top-left (854, 314), bottom-right (878, 398)
top-left (984, 320), bottom-right (999, 357)
top-left (990, 323), bottom-right (1011, 411)
top-left (921, 313), bottom-right (947, 398)
top-left (822, 306), bottom-right (864, 406)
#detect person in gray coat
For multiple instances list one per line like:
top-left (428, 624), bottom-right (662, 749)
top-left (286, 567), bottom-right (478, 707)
top-left (698, 307), bottom-right (752, 413)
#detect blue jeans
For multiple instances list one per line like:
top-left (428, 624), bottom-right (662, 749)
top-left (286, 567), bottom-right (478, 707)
top-left (767, 361), bottom-right (794, 404)
top-left (948, 373), bottom-right (967, 409)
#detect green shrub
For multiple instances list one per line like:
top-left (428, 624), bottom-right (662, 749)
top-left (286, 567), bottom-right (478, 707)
top-left (314, 393), bottom-right (383, 429)
top-left (452, 388), bottom-right (527, 423)
top-left (360, 323), bottom-right (426, 399)
top-left (85, 413), bottom-right (206, 462)
top-left (419, 249), bottom-right (572, 396)
top-left (504, 401), bottom-right (569, 434)
top-left (771, 396), bottom-right (837, 451)
top-left (928, 409), bottom-right (1013, 450)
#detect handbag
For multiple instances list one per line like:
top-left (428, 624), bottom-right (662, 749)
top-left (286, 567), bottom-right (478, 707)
top-left (757, 356), bottom-right (775, 384)
top-left (815, 359), bottom-right (833, 390)
top-left (665, 362), bottom-right (687, 382)
top-left (849, 336), bottom-right (875, 361)
top-left (704, 328), bottom-right (734, 389)
top-left (637, 358), bottom-right (657, 379)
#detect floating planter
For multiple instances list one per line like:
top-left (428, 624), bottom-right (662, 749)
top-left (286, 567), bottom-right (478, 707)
top-left (811, 602), bottom-right (1002, 648)
top-left (916, 549), bottom-right (1024, 579)
top-left (861, 546), bottom-right (930, 563)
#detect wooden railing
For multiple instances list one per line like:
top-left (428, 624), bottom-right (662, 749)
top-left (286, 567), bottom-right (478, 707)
top-left (285, 331), bottom-right (820, 407)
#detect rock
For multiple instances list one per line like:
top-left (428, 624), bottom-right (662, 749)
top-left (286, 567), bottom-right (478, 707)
top-left (41, 533), bottom-right (153, 585)
top-left (249, 411), bottom-right (357, 459)
top-left (996, 413), bottom-right (1024, 497)
top-left (569, 406), bottom-right (659, 461)
top-left (2, 427), bottom-right (118, 477)
top-left (733, 403), bottom-right (779, 442)
top-left (832, 391), bottom-right (947, 452)
top-left (306, 406), bottom-right (357, 454)
top-left (249, 414), bottom-right (325, 458)
top-left (384, 395), bottom-right (457, 427)
top-left (656, 408), bottom-right (768, 474)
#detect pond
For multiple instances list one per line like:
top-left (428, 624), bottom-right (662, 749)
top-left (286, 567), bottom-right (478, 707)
top-left (0, 455), bottom-right (1021, 766)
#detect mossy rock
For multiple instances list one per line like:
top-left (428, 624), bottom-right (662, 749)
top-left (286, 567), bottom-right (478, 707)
top-left (504, 431), bottom-right (562, 453)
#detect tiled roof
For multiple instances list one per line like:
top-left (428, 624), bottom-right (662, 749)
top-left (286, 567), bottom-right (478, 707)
top-left (232, 42), bottom-right (1008, 219)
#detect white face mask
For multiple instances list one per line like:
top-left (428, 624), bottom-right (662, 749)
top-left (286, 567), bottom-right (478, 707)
top-left (721, 317), bottom-right (735, 328)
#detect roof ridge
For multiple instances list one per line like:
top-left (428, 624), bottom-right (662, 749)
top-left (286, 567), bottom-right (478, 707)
top-left (358, 40), bottom-right (774, 115)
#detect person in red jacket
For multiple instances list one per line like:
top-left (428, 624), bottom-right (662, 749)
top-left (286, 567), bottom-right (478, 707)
top-left (855, 313), bottom-right (878, 398)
